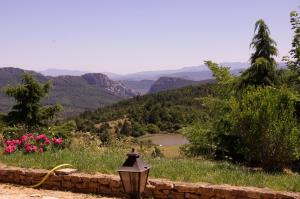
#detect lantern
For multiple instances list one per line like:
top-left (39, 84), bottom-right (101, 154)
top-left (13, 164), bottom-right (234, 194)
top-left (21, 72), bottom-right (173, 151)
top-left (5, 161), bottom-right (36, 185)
top-left (118, 149), bottom-right (151, 199)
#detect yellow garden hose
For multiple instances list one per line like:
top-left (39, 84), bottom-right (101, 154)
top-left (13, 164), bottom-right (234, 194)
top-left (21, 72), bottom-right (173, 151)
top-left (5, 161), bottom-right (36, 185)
top-left (28, 164), bottom-right (73, 188)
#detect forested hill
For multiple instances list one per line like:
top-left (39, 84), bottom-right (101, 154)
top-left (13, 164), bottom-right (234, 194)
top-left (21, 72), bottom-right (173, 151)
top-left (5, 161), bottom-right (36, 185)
top-left (75, 83), bottom-right (213, 136)
top-left (148, 77), bottom-right (214, 93)
top-left (0, 67), bottom-right (137, 117)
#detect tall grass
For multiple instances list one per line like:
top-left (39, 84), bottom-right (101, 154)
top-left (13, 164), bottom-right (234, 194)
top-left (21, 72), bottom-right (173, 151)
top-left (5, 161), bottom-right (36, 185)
top-left (1, 147), bottom-right (300, 192)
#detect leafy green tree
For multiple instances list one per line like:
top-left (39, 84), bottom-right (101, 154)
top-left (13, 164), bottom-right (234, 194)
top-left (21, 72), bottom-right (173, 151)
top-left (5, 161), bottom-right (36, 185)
top-left (5, 73), bottom-right (62, 129)
top-left (205, 60), bottom-right (236, 97)
top-left (284, 9), bottom-right (300, 73)
top-left (282, 8), bottom-right (300, 90)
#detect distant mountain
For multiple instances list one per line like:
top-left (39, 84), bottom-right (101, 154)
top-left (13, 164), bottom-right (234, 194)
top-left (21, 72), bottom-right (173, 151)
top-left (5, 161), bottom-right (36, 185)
top-left (148, 77), bottom-right (214, 93)
top-left (40, 62), bottom-right (286, 82)
top-left (0, 67), bottom-right (137, 117)
top-left (120, 80), bottom-right (155, 94)
top-left (111, 62), bottom-right (250, 81)
top-left (40, 68), bottom-right (89, 76)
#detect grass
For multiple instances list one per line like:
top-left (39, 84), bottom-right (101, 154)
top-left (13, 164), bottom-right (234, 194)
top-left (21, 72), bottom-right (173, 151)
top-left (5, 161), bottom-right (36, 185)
top-left (0, 147), bottom-right (300, 192)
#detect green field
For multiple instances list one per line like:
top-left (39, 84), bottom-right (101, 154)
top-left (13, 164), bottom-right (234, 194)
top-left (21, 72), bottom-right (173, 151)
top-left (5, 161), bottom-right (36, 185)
top-left (0, 147), bottom-right (299, 193)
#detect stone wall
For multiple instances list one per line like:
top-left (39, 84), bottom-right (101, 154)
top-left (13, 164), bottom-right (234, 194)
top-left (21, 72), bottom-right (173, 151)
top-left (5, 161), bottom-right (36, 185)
top-left (0, 166), bottom-right (299, 199)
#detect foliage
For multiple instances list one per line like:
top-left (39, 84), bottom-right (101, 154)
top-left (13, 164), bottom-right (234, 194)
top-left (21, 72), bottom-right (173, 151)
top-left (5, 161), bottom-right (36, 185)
top-left (184, 19), bottom-right (300, 171)
top-left (239, 57), bottom-right (277, 88)
top-left (284, 9), bottom-right (300, 73)
top-left (249, 19), bottom-right (278, 65)
top-left (282, 7), bottom-right (300, 91)
top-left (4, 73), bottom-right (62, 129)
top-left (75, 84), bottom-right (212, 135)
top-left (191, 53), bottom-right (300, 172)
top-left (183, 123), bottom-right (215, 158)
top-left (147, 124), bottom-right (160, 134)
top-left (205, 61), bottom-right (236, 98)
top-left (187, 62), bottom-right (300, 170)
top-left (120, 120), bottom-right (133, 136)
top-left (1, 126), bottom-right (28, 140)
top-left (239, 20), bottom-right (278, 89)
top-left (96, 123), bottom-right (113, 145)
top-left (48, 120), bottom-right (76, 141)
top-left (151, 146), bottom-right (164, 158)
top-left (226, 87), bottom-right (300, 170)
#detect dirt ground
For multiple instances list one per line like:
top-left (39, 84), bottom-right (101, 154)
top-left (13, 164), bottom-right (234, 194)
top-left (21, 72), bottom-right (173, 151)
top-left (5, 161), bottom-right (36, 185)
top-left (0, 183), bottom-right (119, 199)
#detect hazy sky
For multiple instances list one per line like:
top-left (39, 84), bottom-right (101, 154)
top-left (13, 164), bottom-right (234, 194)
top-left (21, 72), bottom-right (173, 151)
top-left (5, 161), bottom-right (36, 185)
top-left (0, 1), bottom-right (298, 74)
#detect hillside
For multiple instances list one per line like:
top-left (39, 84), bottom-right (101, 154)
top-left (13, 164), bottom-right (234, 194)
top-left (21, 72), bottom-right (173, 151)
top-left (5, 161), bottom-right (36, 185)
top-left (120, 80), bottom-right (154, 94)
top-left (148, 77), bottom-right (214, 93)
top-left (75, 83), bottom-right (213, 135)
top-left (0, 67), bottom-right (137, 117)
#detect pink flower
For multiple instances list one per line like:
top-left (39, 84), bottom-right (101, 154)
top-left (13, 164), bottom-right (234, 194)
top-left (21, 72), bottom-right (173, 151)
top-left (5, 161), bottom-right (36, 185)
top-left (13, 139), bottom-right (21, 146)
top-left (4, 132), bottom-right (63, 155)
top-left (5, 140), bottom-right (13, 146)
top-left (4, 145), bottom-right (16, 154)
top-left (36, 134), bottom-right (48, 141)
top-left (32, 145), bottom-right (37, 152)
top-left (21, 135), bottom-right (28, 143)
top-left (25, 144), bottom-right (32, 153)
top-left (44, 139), bottom-right (51, 145)
top-left (52, 137), bottom-right (63, 145)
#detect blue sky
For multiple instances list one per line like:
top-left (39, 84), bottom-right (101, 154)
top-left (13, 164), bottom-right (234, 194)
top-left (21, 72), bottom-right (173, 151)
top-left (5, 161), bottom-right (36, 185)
top-left (0, 0), bottom-right (298, 74)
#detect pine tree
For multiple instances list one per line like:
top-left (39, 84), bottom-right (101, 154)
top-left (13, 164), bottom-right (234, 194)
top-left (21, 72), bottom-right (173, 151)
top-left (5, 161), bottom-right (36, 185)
top-left (250, 19), bottom-right (278, 65)
top-left (239, 19), bottom-right (278, 88)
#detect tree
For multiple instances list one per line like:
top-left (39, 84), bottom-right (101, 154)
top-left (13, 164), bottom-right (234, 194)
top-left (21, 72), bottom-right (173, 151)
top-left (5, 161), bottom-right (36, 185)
top-left (5, 73), bottom-right (62, 129)
top-left (120, 120), bottom-right (132, 136)
top-left (249, 19), bottom-right (278, 65)
top-left (239, 57), bottom-right (276, 88)
top-left (282, 8), bottom-right (300, 90)
top-left (225, 87), bottom-right (300, 171)
top-left (284, 9), bottom-right (300, 73)
top-left (239, 20), bottom-right (278, 89)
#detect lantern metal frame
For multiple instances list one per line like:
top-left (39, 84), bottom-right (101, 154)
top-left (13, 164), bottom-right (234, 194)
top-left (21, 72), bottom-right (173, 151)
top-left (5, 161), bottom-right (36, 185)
top-left (118, 149), bottom-right (151, 199)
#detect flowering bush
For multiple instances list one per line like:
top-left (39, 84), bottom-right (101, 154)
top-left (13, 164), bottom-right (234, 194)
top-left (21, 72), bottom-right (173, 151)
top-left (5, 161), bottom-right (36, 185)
top-left (3, 133), bottom-right (63, 154)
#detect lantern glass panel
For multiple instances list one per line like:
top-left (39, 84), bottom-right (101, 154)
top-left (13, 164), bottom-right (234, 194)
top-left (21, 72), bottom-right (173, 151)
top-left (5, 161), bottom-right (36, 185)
top-left (119, 171), bottom-right (140, 194)
top-left (130, 172), bottom-right (140, 194)
top-left (119, 171), bottom-right (131, 193)
top-left (139, 170), bottom-right (149, 193)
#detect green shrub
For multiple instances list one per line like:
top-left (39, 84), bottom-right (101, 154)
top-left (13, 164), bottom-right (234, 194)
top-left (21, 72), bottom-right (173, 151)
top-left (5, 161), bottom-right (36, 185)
top-left (186, 86), bottom-right (300, 171)
top-left (96, 123), bottom-right (112, 145)
top-left (151, 146), bottom-right (164, 158)
top-left (147, 124), bottom-right (160, 134)
top-left (52, 121), bottom-right (76, 136)
top-left (226, 86), bottom-right (300, 170)
top-left (1, 126), bottom-right (27, 140)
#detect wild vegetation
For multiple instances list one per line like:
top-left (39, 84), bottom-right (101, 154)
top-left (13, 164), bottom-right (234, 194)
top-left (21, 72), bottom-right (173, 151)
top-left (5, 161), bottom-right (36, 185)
top-left (185, 14), bottom-right (300, 171)
top-left (75, 83), bottom-right (212, 138)
top-left (0, 142), bottom-right (300, 192)
top-left (1, 4), bottom-right (300, 193)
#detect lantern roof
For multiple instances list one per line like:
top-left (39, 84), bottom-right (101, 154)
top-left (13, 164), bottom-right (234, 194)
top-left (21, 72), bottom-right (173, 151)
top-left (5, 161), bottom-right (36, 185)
top-left (118, 149), bottom-right (151, 172)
